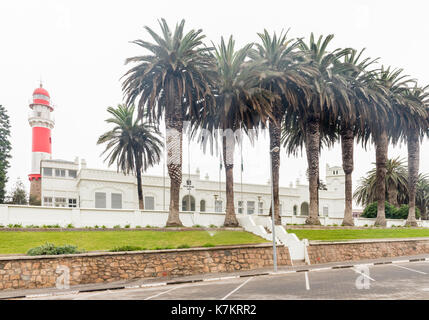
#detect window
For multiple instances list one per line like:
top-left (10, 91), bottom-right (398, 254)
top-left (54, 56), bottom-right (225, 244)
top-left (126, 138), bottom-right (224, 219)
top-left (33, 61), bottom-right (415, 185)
top-left (44, 197), bottom-right (53, 207)
top-left (55, 169), bottom-right (66, 177)
top-left (258, 201), bottom-right (263, 214)
top-left (200, 200), bottom-right (206, 212)
top-left (247, 201), bottom-right (255, 215)
top-left (95, 192), bottom-right (106, 208)
top-left (111, 193), bottom-right (122, 209)
top-left (68, 198), bottom-right (77, 208)
top-left (68, 170), bottom-right (77, 178)
top-left (215, 200), bottom-right (223, 213)
top-left (323, 205), bottom-right (329, 217)
top-left (145, 196), bottom-right (155, 210)
top-left (54, 197), bottom-right (67, 207)
top-left (293, 205), bottom-right (298, 215)
top-left (43, 168), bottom-right (53, 176)
top-left (237, 201), bottom-right (243, 214)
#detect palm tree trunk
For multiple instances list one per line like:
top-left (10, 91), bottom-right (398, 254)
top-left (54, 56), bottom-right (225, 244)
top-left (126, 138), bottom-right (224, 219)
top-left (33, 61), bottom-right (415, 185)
top-left (136, 165), bottom-right (144, 210)
top-left (223, 135), bottom-right (239, 227)
top-left (305, 118), bottom-right (321, 225)
top-left (165, 100), bottom-right (184, 227)
top-left (341, 126), bottom-right (354, 226)
top-left (375, 130), bottom-right (388, 227)
top-left (387, 182), bottom-right (399, 207)
top-left (269, 115), bottom-right (281, 225)
top-left (406, 128), bottom-right (419, 227)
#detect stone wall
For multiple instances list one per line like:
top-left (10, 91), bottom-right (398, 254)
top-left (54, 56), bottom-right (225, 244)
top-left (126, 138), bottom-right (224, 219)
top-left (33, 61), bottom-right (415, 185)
top-left (0, 244), bottom-right (290, 291)
top-left (308, 238), bottom-right (429, 264)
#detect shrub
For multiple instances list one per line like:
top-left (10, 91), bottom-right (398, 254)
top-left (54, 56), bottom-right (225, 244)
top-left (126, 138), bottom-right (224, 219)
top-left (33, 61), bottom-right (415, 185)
top-left (0, 225), bottom-right (3, 228)
top-left (101, 225), bottom-right (107, 229)
top-left (135, 225), bottom-right (142, 229)
top-left (113, 225), bottom-right (121, 229)
top-left (42, 224), bottom-right (61, 229)
top-left (124, 224), bottom-right (131, 229)
top-left (66, 223), bottom-right (74, 229)
top-left (193, 224), bottom-right (203, 228)
top-left (26, 224), bottom-right (39, 228)
top-left (145, 225), bottom-right (153, 228)
top-left (362, 202), bottom-right (421, 220)
top-left (27, 243), bottom-right (82, 256)
top-left (203, 243), bottom-right (215, 247)
top-left (110, 245), bottom-right (145, 252)
top-left (209, 224), bottom-right (217, 228)
top-left (177, 244), bottom-right (190, 249)
top-left (8, 223), bottom-right (22, 228)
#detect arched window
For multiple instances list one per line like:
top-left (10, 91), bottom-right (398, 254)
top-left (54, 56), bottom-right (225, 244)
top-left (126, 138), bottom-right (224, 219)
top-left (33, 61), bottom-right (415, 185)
top-left (293, 205), bottom-right (298, 215)
top-left (300, 202), bottom-right (309, 216)
top-left (182, 195), bottom-right (195, 211)
top-left (200, 200), bottom-right (206, 212)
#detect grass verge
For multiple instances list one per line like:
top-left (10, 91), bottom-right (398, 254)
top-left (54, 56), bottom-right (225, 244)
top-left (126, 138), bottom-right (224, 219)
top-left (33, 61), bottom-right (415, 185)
top-left (288, 228), bottom-right (429, 241)
top-left (0, 230), bottom-right (266, 254)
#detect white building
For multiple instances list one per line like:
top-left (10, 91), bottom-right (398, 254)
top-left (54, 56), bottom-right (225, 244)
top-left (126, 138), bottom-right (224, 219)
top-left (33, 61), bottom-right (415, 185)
top-left (29, 84), bottom-right (346, 219)
top-left (40, 158), bottom-right (346, 218)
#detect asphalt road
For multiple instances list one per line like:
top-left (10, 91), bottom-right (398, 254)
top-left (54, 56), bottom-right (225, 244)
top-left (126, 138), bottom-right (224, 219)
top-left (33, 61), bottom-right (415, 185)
top-left (24, 260), bottom-right (429, 300)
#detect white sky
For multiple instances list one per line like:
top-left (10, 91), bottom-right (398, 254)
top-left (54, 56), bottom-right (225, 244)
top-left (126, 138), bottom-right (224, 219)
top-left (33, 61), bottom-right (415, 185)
top-left (1, 0), bottom-right (428, 207)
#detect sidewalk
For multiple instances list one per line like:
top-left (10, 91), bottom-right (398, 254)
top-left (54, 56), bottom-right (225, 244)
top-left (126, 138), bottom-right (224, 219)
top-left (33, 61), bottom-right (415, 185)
top-left (2, 253), bottom-right (429, 300)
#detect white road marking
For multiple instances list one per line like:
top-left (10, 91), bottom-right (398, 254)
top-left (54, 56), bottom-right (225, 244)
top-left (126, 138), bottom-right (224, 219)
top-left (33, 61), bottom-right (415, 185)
top-left (144, 285), bottom-right (184, 300)
top-left (352, 268), bottom-right (376, 281)
top-left (73, 290), bottom-right (110, 300)
top-left (305, 272), bottom-right (310, 290)
top-left (392, 264), bottom-right (427, 275)
top-left (221, 277), bottom-right (254, 300)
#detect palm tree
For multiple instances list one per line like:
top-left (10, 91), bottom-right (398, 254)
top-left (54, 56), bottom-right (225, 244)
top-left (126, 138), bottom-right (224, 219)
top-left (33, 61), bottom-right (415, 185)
top-left (354, 157), bottom-right (409, 208)
top-left (397, 84), bottom-right (429, 226)
top-left (193, 36), bottom-right (274, 227)
top-left (331, 48), bottom-right (386, 226)
top-left (249, 29), bottom-right (316, 225)
top-left (122, 19), bottom-right (215, 226)
top-left (416, 175), bottom-right (429, 220)
top-left (97, 104), bottom-right (163, 210)
top-left (371, 67), bottom-right (415, 226)
top-left (292, 33), bottom-right (350, 225)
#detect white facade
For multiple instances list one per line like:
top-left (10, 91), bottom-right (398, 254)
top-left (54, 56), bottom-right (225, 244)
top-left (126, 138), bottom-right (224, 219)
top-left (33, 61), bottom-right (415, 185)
top-left (40, 158), bottom-right (346, 219)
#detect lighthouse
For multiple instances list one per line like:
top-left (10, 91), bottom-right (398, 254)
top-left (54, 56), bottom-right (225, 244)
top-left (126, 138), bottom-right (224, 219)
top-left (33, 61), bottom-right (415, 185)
top-left (28, 83), bottom-right (54, 203)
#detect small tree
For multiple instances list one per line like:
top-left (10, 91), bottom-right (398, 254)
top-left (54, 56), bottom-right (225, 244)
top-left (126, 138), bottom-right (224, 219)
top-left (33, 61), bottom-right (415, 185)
top-left (0, 105), bottom-right (11, 204)
top-left (10, 179), bottom-right (28, 205)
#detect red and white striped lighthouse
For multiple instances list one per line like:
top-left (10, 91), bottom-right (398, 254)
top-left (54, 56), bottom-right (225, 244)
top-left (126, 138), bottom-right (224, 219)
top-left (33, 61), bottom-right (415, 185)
top-left (28, 83), bottom-right (54, 202)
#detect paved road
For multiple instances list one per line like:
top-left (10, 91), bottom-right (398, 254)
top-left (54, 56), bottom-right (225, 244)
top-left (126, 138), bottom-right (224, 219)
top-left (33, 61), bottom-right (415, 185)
top-left (24, 260), bottom-right (429, 300)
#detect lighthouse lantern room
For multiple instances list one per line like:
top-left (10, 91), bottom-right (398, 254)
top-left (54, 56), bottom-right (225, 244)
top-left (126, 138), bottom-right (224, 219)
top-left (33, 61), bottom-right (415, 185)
top-left (28, 83), bottom-right (55, 203)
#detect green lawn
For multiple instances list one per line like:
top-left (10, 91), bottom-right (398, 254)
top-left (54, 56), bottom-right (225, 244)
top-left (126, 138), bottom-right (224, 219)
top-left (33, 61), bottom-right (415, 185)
top-left (0, 230), bottom-right (266, 254)
top-left (288, 228), bottom-right (429, 241)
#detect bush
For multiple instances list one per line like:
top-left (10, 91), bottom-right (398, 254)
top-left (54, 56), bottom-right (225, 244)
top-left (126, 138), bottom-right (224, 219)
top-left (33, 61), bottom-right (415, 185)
top-left (177, 244), bottom-right (190, 249)
top-left (110, 245), bottom-right (145, 252)
top-left (203, 243), bottom-right (215, 247)
top-left (113, 225), bottom-right (121, 229)
top-left (66, 223), bottom-right (74, 229)
top-left (362, 202), bottom-right (421, 219)
top-left (25, 224), bottom-right (39, 228)
top-left (27, 243), bottom-right (82, 256)
top-left (42, 224), bottom-right (61, 229)
top-left (8, 223), bottom-right (22, 228)
top-left (193, 224), bottom-right (203, 228)
top-left (124, 224), bottom-right (131, 229)
top-left (209, 224), bottom-right (218, 228)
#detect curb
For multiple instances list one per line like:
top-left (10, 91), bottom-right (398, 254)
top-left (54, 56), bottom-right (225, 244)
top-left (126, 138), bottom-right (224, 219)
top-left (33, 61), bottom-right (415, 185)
top-left (2, 257), bottom-right (429, 300)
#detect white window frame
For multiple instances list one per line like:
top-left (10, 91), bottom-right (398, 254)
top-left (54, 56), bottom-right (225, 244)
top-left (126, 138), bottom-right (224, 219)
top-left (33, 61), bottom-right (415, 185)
top-left (111, 193), bottom-right (122, 209)
top-left (95, 192), bottom-right (107, 208)
top-left (144, 196), bottom-right (155, 210)
top-left (247, 201), bottom-right (255, 215)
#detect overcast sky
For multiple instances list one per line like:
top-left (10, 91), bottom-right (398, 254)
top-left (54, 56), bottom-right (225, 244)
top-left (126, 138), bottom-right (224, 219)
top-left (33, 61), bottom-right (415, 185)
top-left (1, 0), bottom-right (428, 208)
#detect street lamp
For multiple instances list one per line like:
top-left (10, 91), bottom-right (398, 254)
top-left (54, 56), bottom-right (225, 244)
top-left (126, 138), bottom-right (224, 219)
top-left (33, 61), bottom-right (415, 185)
top-left (270, 146), bottom-right (280, 272)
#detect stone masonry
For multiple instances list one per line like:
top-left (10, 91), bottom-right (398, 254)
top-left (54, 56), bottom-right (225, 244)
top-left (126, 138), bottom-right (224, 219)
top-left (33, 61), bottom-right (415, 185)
top-left (0, 244), bottom-right (291, 291)
top-left (308, 238), bottom-right (429, 264)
